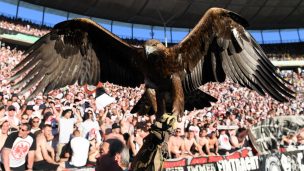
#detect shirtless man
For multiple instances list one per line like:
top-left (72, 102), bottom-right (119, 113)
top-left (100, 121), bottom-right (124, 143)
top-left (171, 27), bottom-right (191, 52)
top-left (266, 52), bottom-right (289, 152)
top-left (33, 124), bottom-right (64, 171)
top-left (198, 128), bottom-right (210, 155)
top-left (128, 127), bottom-right (144, 157)
top-left (208, 131), bottom-right (219, 155)
top-left (168, 128), bottom-right (185, 158)
top-left (229, 129), bottom-right (240, 151)
top-left (296, 128), bottom-right (304, 145)
top-left (120, 114), bottom-right (134, 135)
top-left (184, 129), bottom-right (204, 157)
top-left (88, 136), bottom-right (100, 164)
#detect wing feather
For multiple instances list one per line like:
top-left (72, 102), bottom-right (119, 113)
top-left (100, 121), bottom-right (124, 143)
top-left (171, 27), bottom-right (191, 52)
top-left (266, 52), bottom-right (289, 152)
top-left (222, 51), bottom-right (243, 85)
top-left (19, 71), bottom-right (45, 95)
top-left (174, 7), bottom-right (294, 102)
top-left (28, 76), bottom-right (50, 100)
top-left (10, 18), bottom-right (145, 99)
top-left (232, 53), bottom-right (265, 96)
top-left (229, 53), bottom-right (251, 87)
top-left (240, 41), bottom-right (294, 97)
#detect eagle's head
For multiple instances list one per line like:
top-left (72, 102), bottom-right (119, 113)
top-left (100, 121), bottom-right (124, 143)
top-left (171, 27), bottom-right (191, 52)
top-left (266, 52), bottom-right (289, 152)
top-left (144, 39), bottom-right (166, 56)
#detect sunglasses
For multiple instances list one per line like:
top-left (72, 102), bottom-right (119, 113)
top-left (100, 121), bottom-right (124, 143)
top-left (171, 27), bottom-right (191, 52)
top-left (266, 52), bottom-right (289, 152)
top-left (32, 121), bottom-right (39, 123)
top-left (20, 128), bottom-right (28, 132)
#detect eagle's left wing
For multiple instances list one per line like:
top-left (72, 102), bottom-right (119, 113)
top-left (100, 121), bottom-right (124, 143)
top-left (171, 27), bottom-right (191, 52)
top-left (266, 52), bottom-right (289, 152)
top-left (9, 18), bottom-right (145, 100)
top-left (174, 7), bottom-right (294, 102)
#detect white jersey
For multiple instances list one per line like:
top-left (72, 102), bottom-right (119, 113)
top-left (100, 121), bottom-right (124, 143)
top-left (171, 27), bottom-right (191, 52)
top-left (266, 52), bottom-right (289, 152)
top-left (80, 119), bottom-right (102, 143)
top-left (218, 134), bottom-right (232, 151)
top-left (69, 136), bottom-right (90, 167)
top-left (58, 117), bottom-right (76, 144)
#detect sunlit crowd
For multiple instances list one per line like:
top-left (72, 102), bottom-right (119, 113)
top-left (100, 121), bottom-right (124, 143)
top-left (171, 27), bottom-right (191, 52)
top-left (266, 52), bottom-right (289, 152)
top-left (0, 15), bottom-right (49, 37)
top-left (0, 17), bottom-right (304, 171)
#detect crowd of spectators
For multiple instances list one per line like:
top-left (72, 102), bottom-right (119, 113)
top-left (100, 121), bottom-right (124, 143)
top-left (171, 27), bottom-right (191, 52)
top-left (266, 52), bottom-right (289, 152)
top-left (1, 17), bottom-right (304, 170)
top-left (1, 15), bottom-right (304, 62)
top-left (0, 15), bottom-right (49, 37)
top-left (0, 45), bottom-right (147, 170)
top-left (0, 43), bottom-right (304, 170)
top-left (263, 42), bottom-right (304, 61)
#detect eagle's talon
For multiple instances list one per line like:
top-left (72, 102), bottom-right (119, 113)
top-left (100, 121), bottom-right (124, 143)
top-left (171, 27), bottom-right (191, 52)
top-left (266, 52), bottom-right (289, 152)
top-left (161, 113), bottom-right (177, 129)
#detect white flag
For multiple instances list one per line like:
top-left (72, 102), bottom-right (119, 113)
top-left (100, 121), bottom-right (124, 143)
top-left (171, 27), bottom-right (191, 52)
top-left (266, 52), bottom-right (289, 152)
top-left (96, 93), bottom-right (116, 110)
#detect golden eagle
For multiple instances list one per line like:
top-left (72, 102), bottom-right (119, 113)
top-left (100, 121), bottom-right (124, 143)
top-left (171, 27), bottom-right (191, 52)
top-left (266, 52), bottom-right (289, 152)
top-left (10, 8), bottom-right (294, 119)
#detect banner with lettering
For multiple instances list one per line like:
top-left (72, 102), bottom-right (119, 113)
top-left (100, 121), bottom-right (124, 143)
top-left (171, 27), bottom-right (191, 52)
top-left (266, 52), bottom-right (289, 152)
top-left (163, 149), bottom-right (253, 171)
top-left (162, 149), bottom-right (304, 171)
top-left (260, 150), bottom-right (304, 171)
top-left (248, 116), bottom-right (304, 154)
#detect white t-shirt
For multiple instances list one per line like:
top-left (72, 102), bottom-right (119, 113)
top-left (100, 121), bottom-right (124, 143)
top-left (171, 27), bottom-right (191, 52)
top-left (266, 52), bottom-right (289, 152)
top-left (69, 136), bottom-right (90, 167)
top-left (80, 119), bottom-right (102, 143)
top-left (58, 117), bottom-right (76, 144)
top-left (218, 134), bottom-right (232, 150)
top-left (3, 132), bottom-right (36, 167)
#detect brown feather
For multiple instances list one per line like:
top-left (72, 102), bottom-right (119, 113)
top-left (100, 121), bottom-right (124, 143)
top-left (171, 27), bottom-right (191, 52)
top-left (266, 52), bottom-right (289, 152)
top-left (10, 18), bottom-right (145, 100)
top-left (10, 8), bottom-right (294, 115)
top-left (169, 7), bottom-right (294, 102)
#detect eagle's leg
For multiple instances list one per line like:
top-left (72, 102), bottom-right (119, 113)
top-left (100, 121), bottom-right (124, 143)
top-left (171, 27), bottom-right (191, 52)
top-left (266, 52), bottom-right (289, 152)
top-left (171, 73), bottom-right (184, 119)
top-left (155, 73), bottom-right (184, 129)
top-left (146, 88), bottom-right (157, 115)
top-left (155, 90), bottom-right (166, 121)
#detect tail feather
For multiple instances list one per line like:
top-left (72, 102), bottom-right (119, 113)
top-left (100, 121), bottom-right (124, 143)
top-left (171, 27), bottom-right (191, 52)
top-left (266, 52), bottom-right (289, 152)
top-left (131, 89), bottom-right (217, 115)
top-left (184, 89), bottom-right (217, 111)
top-left (131, 90), bottom-right (156, 115)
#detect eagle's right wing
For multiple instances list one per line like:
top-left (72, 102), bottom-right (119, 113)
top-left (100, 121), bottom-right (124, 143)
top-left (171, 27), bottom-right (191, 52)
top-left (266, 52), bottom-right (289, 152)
top-left (174, 8), bottom-right (294, 102)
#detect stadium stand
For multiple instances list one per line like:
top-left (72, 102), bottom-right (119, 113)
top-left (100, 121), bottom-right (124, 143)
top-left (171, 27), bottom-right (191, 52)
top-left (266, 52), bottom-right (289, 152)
top-left (1, 1), bottom-right (304, 171)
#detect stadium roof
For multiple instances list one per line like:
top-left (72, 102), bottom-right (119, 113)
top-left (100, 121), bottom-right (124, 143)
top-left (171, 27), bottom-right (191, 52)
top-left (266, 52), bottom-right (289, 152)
top-left (24, 0), bottom-right (304, 29)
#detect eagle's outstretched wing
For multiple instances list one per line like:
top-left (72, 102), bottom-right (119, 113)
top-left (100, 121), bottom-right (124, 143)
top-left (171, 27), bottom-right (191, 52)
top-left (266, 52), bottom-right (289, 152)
top-left (10, 18), bottom-right (145, 99)
top-left (175, 8), bottom-right (294, 102)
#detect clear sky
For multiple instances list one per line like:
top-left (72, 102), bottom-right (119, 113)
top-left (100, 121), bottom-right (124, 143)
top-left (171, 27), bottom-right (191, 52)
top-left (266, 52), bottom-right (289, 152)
top-left (0, 0), bottom-right (303, 44)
